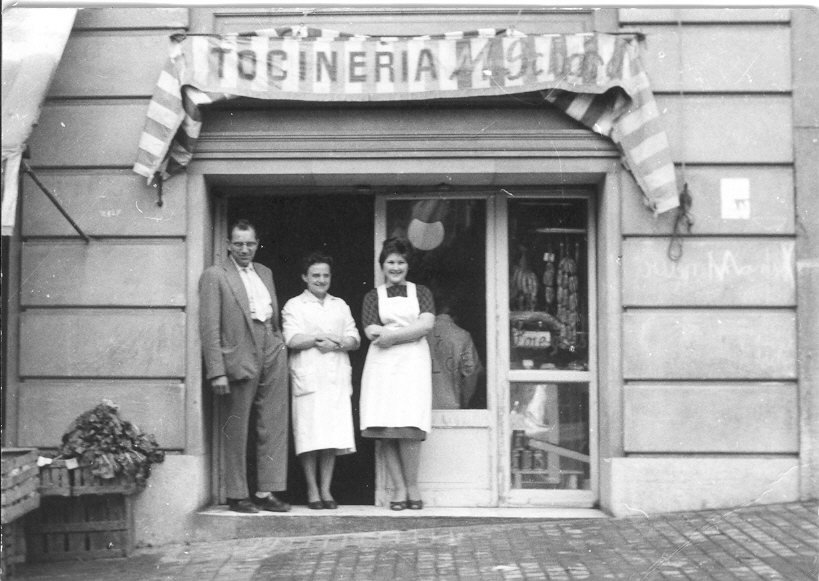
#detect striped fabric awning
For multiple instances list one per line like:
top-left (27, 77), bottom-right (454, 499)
top-left (134, 26), bottom-right (680, 214)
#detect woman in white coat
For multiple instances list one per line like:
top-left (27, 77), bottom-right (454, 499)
top-left (359, 238), bottom-right (435, 510)
top-left (282, 252), bottom-right (360, 509)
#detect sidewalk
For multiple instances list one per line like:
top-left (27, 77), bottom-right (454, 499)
top-left (14, 501), bottom-right (818, 580)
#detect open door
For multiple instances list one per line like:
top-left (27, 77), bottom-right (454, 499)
top-left (214, 192), bottom-right (376, 506)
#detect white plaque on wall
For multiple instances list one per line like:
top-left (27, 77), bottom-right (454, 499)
top-left (720, 178), bottom-right (751, 220)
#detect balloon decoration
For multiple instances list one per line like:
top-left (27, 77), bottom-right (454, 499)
top-left (407, 199), bottom-right (449, 251)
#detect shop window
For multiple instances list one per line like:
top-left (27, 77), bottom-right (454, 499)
top-left (510, 382), bottom-right (590, 490)
top-left (385, 198), bottom-right (487, 410)
top-left (507, 198), bottom-right (591, 491)
top-left (508, 199), bottom-right (589, 371)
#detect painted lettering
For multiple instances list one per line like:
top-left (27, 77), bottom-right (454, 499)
top-left (316, 50), bottom-right (337, 83)
top-left (450, 39), bottom-right (491, 84)
top-left (415, 48), bottom-right (437, 81)
top-left (266, 50), bottom-right (287, 81)
top-left (211, 45), bottom-right (233, 78)
top-left (349, 51), bottom-right (367, 82)
top-left (605, 37), bottom-right (629, 80)
top-left (548, 37), bottom-right (568, 78)
top-left (237, 50), bottom-right (257, 80)
top-left (580, 36), bottom-right (602, 84)
top-left (375, 51), bottom-right (394, 83)
top-left (505, 38), bottom-right (542, 81)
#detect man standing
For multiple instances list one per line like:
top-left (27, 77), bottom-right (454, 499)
top-left (199, 219), bottom-right (290, 513)
top-left (428, 292), bottom-right (484, 410)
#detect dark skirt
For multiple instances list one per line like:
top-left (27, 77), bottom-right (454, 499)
top-left (362, 427), bottom-right (427, 441)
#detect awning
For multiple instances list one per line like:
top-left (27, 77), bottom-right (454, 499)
top-left (134, 27), bottom-right (680, 215)
top-left (1, 7), bottom-right (77, 236)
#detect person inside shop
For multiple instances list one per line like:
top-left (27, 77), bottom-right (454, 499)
top-left (198, 219), bottom-right (290, 514)
top-left (359, 237), bottom-right (435, 511)
top-left (281, 252), bottom-right (360, 510)
top-left (428, 286), bottom-right (484, 410)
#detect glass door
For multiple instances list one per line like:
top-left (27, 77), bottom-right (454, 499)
top-left (375, 193), bottom-right (496, 506)
top-left (498, 192), bottom-right (597, 506)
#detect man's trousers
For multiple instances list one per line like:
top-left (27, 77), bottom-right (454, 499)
top-left (222, 319), bottom-right (288, 499)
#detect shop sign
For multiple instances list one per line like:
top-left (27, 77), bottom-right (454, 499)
top-left (134, 27), bottom-right (681, 215)
top-left (512, 329), bottom-right (552, 349)
top-left (185, 31), bottom-right (639, 100)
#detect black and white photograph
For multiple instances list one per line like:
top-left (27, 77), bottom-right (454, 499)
top-left (1, 2), bottom-right (816, 579)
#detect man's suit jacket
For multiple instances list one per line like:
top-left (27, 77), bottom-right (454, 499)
top-left (199, 259), bottom-right (281, 382)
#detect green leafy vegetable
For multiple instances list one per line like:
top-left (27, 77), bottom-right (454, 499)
top-left (59, 399), bottom-right (165, 490)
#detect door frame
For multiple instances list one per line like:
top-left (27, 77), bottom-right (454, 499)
top-left (496, 189), bottom-right (598, 507)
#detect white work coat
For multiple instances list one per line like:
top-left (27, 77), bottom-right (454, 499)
top-left (282, 290), bottom-right (360, 455)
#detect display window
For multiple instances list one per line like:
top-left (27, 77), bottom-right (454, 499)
top-left (510, 382), bottom-right (591, 490)
top-left (501, 193), bottom-right (596, 504)
top-left (508, 199), bottom-right (589, 372)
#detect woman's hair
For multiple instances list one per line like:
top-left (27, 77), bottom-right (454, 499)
top-left (301, 251), bottom-right (334, 275)
top-left (378, 237), bottom-right (414, 267)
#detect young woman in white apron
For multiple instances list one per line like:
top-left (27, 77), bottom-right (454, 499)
top-left (360, 238), bottom-right (435, 510)
top-left (282, 253), bottom-right (360, 510)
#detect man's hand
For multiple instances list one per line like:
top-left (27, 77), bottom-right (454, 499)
top-left (211, 376), bottom-right (230, 395)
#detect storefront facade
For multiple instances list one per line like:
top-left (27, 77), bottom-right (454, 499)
top-left (4, 7), bottom-right (817, 545)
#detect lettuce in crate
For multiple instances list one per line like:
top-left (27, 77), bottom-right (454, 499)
top-left (59, 399), bottom-right (165, 490)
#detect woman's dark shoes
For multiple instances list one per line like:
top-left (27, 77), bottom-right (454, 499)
top-left (407, 499), bottom-right (424, 510)
top-left (389, 500), bottom-right (407, 511)
top-left (307, 500), bottom-right (324, 510)
top-left (322, 500), bottom-right (338, 510)
top-left (228, 498), bottom-right (260, 513)
top-left (252, 494), bottom-right (291, 512)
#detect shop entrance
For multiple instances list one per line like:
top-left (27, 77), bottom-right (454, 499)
top-left (225, 193), bottom-right (375, 506)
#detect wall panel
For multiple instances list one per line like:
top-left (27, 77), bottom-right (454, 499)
top-left (619, 8), bottom-right (790, 24)
top-left (656, 96), bottom-right (793, 163)
top-left (28, 101), bottom-right (150, 168)
top-left (607, 457), bottom-right (798, 517)
top-left (623, 309), bottom-right (796, 380)
top-left (624, 382), bottom-right (798, 453)
top-left (21, 171), bottom-right (186, 237)
top-left (17, 381), bottom-right (185, 449)
top-left (21, 242), bottom-right (186, 307)
top-left (621, 166), bottom-right (794, 236)
top-left (212, 8), bottom-right (595, 36)
top-left (622, 238), bottom-right (795, 306)
top-left (20, 309), bottom-right (185, 378)
top-left (632, 25), bottom-right (790, 93)
top-left (74, 7), bottom-right (189, 30)
top-left (49, 33), bottom-right (174, 98)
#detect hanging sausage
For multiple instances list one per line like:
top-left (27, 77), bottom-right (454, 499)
top-left (511, 245), bottom-right (538, 311)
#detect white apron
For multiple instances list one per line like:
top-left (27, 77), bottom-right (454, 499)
top-left (359, 283), bottom-right (432, 433)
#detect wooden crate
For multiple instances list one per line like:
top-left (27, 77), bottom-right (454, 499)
top-left (1, 521), bottom-right (27, 578)
top-left (1, 448), bottom-right (41, 526)
top-left (25, 494), bottom-right (134, 561)
top-left (38, 460), bottom-right (138, 497)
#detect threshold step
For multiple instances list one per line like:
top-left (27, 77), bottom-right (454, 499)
top-left (193, 505), bottom-right (608, 541)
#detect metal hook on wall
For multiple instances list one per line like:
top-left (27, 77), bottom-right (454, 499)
top-left (153, 172), bottom-right (164, 207)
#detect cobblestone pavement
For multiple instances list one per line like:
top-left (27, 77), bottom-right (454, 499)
top-left (14, 501), bottom-right (818, 581)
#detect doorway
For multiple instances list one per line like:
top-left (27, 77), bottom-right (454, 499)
top-left (225, 192), bottom-right (375, 506)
